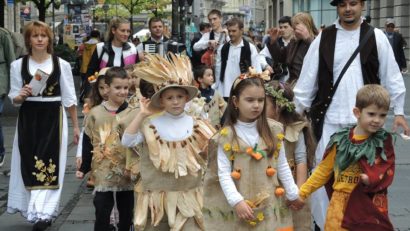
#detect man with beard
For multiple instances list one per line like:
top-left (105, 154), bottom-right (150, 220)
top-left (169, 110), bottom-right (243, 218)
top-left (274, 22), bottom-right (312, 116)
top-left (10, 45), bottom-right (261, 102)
top-left (293, 0), bottom-right (409, 230)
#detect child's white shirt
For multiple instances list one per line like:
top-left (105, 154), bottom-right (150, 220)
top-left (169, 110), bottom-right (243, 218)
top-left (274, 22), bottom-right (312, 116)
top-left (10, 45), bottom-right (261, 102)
top-left (122, 111), bottom-right (194, 147)
top-left (217, 120), bottom-right (299, 207)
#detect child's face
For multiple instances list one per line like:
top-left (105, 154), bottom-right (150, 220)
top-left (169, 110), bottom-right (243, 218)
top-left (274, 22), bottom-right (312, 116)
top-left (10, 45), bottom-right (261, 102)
top-left (233, 85), bottom-right (265, 122)
top-left (98, 79), bottom-right (109, 101)
top-left (107, 78), bottom-right (129, 106)
top-left (159, 88), bottom-right (189, 116)
top-left (198, 69), bottom-right (214, 88)
top-left (353, 104), bottom-right (388, 136)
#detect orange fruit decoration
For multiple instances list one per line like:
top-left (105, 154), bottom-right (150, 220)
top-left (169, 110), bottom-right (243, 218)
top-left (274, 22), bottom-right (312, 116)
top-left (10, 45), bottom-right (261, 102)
top-left (246, 147), bottom-right (254, 155)
top-left (266, 166), bottom-right (276, 177)
top-left (275, 187), bottom-right (285, 197)
top-left (231, 169), bottom-right (241, 180)
top-left (252, 152), bottom-right (263, 160)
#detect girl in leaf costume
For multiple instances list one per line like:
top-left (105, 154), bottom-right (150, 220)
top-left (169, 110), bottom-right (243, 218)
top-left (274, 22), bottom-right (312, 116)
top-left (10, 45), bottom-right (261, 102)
top-left (77, 67), bottom-right (134, 231)
top-left (203, 71), bottom-right (303, 231)
top-left (264, 81), bottom-right (316, 230)
top-left (121, 54), bottom-right (216, 230)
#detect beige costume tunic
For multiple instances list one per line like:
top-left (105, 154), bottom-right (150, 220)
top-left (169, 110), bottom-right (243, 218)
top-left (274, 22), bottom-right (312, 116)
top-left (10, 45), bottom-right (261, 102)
top-left (202, 91), bottom-right (226, 128)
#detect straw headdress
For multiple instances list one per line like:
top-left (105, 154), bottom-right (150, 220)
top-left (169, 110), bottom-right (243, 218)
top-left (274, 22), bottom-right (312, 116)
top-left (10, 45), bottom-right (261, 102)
top-left (133, 53), bottom-right (198, 108)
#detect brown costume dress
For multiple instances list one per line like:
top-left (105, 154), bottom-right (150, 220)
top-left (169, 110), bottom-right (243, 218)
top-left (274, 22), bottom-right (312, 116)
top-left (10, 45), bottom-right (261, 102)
top-left (203, 120), bottom-right (293, 231)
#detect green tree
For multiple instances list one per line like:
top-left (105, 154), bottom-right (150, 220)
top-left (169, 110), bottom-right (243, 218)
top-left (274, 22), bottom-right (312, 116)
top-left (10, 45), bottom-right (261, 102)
top-left (30, 0), bottom-right (61, 22)
top-left (145, 0), bottom-right (171, 17)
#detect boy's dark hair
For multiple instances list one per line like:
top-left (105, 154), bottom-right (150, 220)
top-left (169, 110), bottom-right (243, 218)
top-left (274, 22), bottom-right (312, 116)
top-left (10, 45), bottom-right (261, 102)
top-left (207, 9), bottom-right (222, 18)
top-left (140, 79), bottom-right (155, 99)
top-left (105, 67), bottom-right (128, 85)
top-left (193, 65), bottom-right (210, 82)
top-left (90, 30), bottom-right (100, 38)
top-left (278, 16), bottom-right (292, 26)
top-left (226, 17), bottom-right (244, 30)
top-left (199, 22), bottom-right (211, 31)
top-left (355, 84), bottom-right (390, 110)
top-left (148, 17), bottom-right (164, 28)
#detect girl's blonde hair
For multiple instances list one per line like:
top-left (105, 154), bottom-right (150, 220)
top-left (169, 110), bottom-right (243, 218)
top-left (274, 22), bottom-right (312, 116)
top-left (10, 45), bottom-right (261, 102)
top-left (24, 21), bottom-right (54, 55)
top-left (106, 17), bottom-right (130, 42)
top-left (291, 12), bottom-right (319, 39)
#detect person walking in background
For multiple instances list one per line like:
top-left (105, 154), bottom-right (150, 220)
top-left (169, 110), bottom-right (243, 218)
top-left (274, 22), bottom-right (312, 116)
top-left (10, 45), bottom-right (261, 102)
top-left (190, 22), bottom-right (211, 68)
top-left (215, 18), bottom-right (261, 100)
top-left (266, 12), bottom-right (318, 86)
top-left (384, 18), bottom-right (407, 74)
top-left (79, 29), bottom-right (100, 102)
top-left (7, 20), bottom-right (79, 231)
top-left (293, 0), bottom-right (409, 229)
top-left (0, 26), bottom-right (16, 167)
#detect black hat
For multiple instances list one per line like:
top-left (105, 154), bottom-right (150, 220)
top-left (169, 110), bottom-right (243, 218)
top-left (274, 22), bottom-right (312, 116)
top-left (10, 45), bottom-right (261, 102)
top-left (330, 0), bottom-right (366, 6)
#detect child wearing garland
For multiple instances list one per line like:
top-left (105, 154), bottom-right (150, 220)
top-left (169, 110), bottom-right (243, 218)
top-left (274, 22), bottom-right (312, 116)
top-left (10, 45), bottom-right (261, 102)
top-left (264, 81), bottom-right (316, 230)
top-left (77, 67), bottom-right (134, 231)
top-left (121, 54), bottom-right (216, 230)
top-left (202, 70), bottom-right (303, 231)
top-left (299, 84), bottom-right (396, 230)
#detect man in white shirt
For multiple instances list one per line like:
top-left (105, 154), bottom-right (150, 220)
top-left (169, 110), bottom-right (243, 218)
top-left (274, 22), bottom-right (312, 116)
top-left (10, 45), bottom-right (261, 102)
top-left (293, 0), bottom-right (409, 230)
top-left (193, 9), bottom-right (229, 64)
top-left (136, 17), bottom-right (169, 54)
top-left (214, 18), bottom-right (261, 99)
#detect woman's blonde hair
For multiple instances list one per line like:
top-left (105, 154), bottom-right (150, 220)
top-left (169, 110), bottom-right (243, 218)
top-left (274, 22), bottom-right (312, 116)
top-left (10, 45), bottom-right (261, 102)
top-left (24, 21), bottom-right (53, 54)
top-left (291, 12), bottom-right (319, 39)
top-left (106, 17), bottom-right (130, 42)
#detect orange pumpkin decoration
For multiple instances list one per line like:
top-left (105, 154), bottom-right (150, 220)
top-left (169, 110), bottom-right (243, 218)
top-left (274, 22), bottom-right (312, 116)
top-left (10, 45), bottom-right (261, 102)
top-left (275, 187), bottom-right (285, 197)
top-left (246, 147), bottom-right (254, 155)
top-left (266, 166), bottom-right (276, 177)
top-left (252, 152), bottom-right (263, 160)
top-left (231, 169), bottom-right (241, 180)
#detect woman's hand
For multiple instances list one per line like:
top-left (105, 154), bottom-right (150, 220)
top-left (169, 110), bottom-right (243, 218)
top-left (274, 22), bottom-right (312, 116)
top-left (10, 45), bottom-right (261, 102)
top-left (20, 84), bottom-right (32, 98)
top-left (234, 200), bottom-right (254, 220)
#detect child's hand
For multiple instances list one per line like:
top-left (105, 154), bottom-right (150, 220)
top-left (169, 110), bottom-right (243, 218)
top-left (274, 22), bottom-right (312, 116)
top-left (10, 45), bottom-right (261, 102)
top-left (76, 171), bottom-right (84, 179)
top-left (139, 97), bottom-right (160, 117)
top-left (360, 173), bottom-right (370, 185)
top-left (288, 197), bottom-right (305, 211)
top-left (234, 200), bottom-right (254, 220)
top-left (76, 157), bottom-right (82, 170)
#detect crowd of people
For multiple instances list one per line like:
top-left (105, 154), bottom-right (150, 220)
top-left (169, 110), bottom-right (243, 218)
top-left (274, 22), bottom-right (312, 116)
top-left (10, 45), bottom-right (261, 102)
top-left (0, 0), bottom-right (409, 231)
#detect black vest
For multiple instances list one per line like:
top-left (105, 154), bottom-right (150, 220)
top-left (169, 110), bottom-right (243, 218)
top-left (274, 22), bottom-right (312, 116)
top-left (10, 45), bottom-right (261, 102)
top-left (22, 55), bottom-right (61, 97)
top-left (220, 39), bottom-right (251, 83)
top-left (310, 22), bottom-right (380, 140)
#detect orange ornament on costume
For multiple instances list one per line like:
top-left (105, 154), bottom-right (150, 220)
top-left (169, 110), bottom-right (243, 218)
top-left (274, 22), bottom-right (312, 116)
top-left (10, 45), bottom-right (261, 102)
top-left (275, 187), bottom-right (285, 197)
top-left (266, 166), bottom-right (276, 177)
top-left (231, 169), bottom-right (241, 180)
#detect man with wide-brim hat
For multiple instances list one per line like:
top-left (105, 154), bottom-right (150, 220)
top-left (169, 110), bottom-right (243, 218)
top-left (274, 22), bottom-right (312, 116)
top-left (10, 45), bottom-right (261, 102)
top-left (293, 0), bottom-right (408, 230)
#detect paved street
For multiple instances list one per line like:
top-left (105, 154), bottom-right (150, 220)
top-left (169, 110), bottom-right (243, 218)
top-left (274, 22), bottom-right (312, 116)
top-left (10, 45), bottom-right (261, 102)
top-left (0, 76), bottom-right (410, 230)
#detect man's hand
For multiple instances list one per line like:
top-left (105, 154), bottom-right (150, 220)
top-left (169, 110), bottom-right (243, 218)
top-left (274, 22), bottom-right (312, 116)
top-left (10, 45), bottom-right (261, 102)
top-left (393, 115), bottom-right (410, 136)
top-left (268, 28), bottom-right (280, 44)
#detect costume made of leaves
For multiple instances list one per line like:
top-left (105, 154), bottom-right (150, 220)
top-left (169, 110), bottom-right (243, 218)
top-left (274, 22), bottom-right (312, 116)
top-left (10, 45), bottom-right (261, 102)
top-left (203, 120), bottom-right (293, 231)
top-left (202, 91), bottom-right (226, 128)
top-left (132, 115), bottom-right (216, 231)
top-left (326, 127), bottom-right (391, 174)
top-left (84, 105), bottom-right (134, 192)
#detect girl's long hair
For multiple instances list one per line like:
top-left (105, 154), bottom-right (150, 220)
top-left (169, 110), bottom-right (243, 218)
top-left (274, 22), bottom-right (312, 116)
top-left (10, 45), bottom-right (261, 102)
top-left (266, 81), bottom-right (316, 169)
top-left (87, 75), bottom-right (106, 108)
top-left (224, 77), bottom-right (275, 156)
top-left (106, 17), bottom-right (130, 42)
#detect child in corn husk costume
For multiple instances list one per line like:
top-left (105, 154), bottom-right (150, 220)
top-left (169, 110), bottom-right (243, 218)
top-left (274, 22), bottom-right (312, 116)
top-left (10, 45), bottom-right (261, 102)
top-left (264, 81), bottom-right (316, 230)
top-left (76, 67), bottom-right (135, 231)
top-left (202, 70), bottom-right (304, 231)
top-left (121, 54), bottom-right (216, 231)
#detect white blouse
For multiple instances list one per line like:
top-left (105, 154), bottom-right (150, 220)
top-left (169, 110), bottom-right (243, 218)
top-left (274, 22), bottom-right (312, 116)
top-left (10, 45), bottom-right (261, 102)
top-left (217, 120), bottom-right (299, 207)
top-left (8, 56), bottom-right (77, 107)
top-left (121, 111), bottom-right (194, 147)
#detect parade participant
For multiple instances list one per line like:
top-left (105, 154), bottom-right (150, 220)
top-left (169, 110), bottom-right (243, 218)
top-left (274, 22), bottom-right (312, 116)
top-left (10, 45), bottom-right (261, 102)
top-left (77, 67), bottom-right (134, 231)
top-left (267, 12), bottom-right (318, 86)
top-left (202, 70), bottom-right (303, 230)
top-left (258, 16), bottom-right (293, 80)
top-left (194, 65), bottom-right (226, 128)
top-left (75, 68), bottom-right (110, 187)
top-left (293, 1), bottom-right (409, 229)
top-left (7, 21), bottom-right (79, 231)
top-left (193, 9), bottom-right (229, 68)
top-left (85, 18), bottom-right (139, 100)
top-left (136, 17), bottom-right (169, 54)
top-left (122, 54), bottom-right (216, 230)
top-left (264, 81), bottom-right (315, 230)
top-left (0, 26), bottom-right (16, 167)
top-left (384, 18), bottom-right (407, 73)
top-left (215, 17), bottom-right (261, 100)
top-left (299, 84), bottom-right (396, 230)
